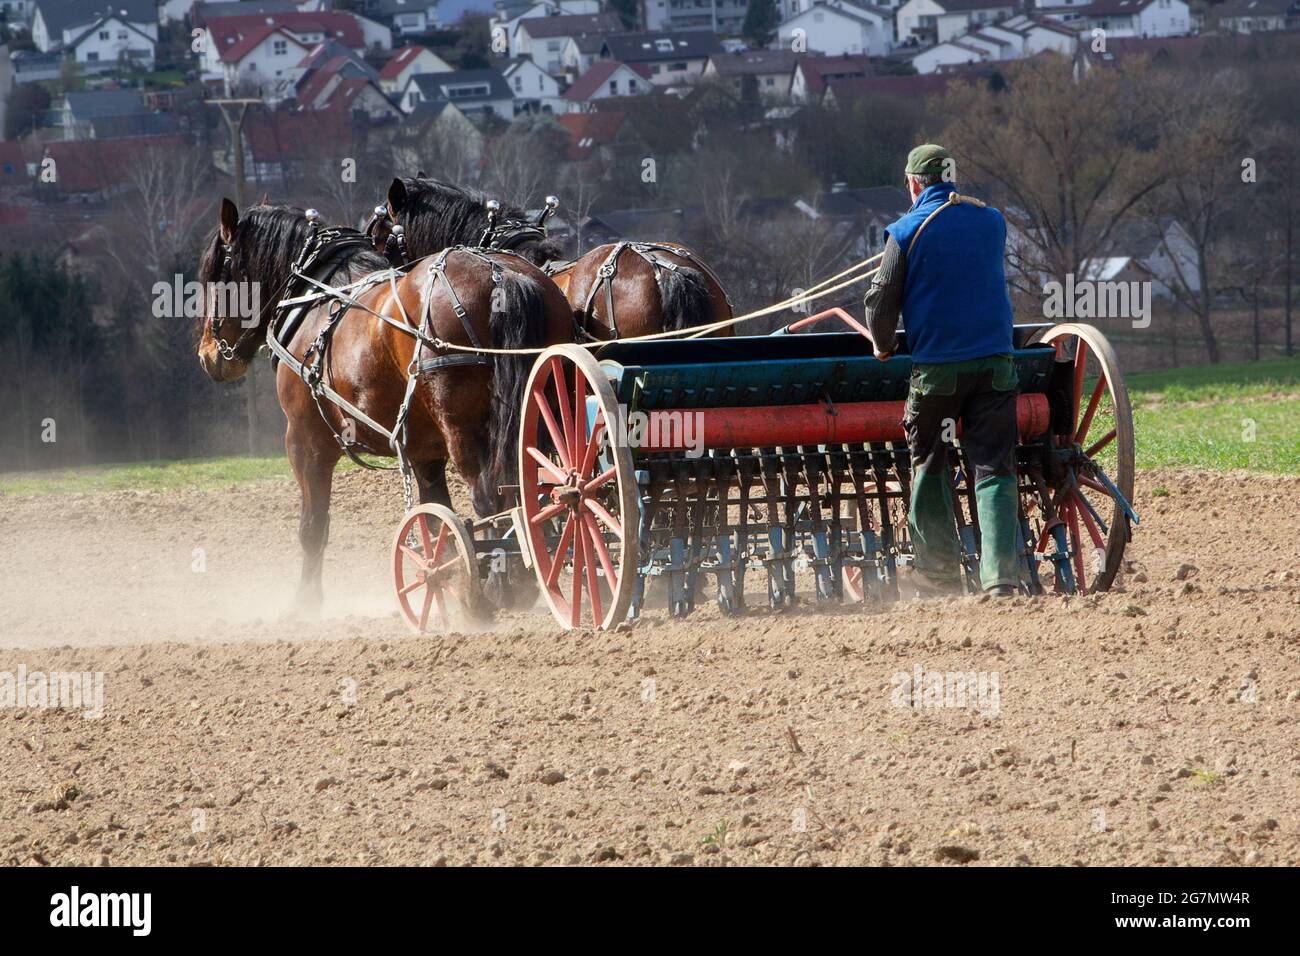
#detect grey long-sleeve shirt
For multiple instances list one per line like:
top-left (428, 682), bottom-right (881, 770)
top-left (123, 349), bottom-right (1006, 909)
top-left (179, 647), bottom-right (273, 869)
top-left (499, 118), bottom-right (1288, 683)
top-left (862, 235), bottom-right (905, 355)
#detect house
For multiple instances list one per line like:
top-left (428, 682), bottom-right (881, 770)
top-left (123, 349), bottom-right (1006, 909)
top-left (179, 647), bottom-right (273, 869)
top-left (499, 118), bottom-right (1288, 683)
top-left (642, 0), bottom-right (749, 33)
top-left (1081, 220), bottom-right (1199, 298)
top-left (554, 109), bottom-right (640, 174)
top-left (39, 135), bottom-right (184, 201)
top-left (378, 43), bottom-right (453, 94)
top-left (30, 0), bottom-right (159, 73)
top-left (496, 57), bottom-right (566, 113)
top-left (702, 49), bottom-right (804, 100)
top-left (0, 0), bottom-right (33, 25)
top-left (1065, 0), bottom-right (1192, 37)
top-left (776, 2), bottom-right (894, 58)
top-left (911, 38), bottom-right (991, 72)
top-left (991, 14), bottom-right (1080, 55)
top-left (399, 69), bottom-right (515, 121)
top-left (512, 12), bottom-right (622, 78)
top-left (489, 0), bottom-right (600, 57)
top-left (895, 0), bottom-right (1017, 44)
top-left (49, 90), bottom-right (182, 140)
top-left (31, 1), bottom-right (157, 52)
top-left (600, 32), bottom-right (724, 86)
top-left (1215, 0), bottom-right (1300, 32)
top-left (562, 60), bottom-right (652, 112)
top-left (295, 44), bottom-right (401, 119)
top-left (350, 0), bottom-right (439, 35)
top-left (789, 54), bottom-right (873, 103)
top-left (390, 97), bottom-right (484, 175)
top-left (243, 108), bottom-right (360, 185)
top-left (794, 184), bottom-right (911, 254)
top-left (199, 10), bottom-right (386, 99)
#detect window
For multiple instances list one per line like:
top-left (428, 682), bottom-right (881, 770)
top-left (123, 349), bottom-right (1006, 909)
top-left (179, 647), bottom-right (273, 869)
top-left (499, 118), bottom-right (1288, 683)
top-left (608, 80), bottom-right (617, 94)
top-left (765, 77), bottom-right (774, 86)
top-left (514, 76), bottom-right (522, 91)
top-left (651, 64), bottom-right (661, 74)
top-left (87, 51), bottom-right (99, 61)
top-left (628, 78), bottom-right (638, 91)
top-left (99, 30), bottom-right (109, 40)
top-left (273, 40), bottom-right (287, 55)
top-left (655, 38), bottom-right (674, 52)
top-left (670, 61), bottom-right (686, 71)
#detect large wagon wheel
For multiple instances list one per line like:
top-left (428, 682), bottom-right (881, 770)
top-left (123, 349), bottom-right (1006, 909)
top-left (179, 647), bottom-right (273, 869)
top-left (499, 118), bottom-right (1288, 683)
top-left (519, 344), bottom-right (639, 630)
top-left (1036, 323), bottom-right (1135, 594)
top-left (392, 504), bottom-right (481, 634)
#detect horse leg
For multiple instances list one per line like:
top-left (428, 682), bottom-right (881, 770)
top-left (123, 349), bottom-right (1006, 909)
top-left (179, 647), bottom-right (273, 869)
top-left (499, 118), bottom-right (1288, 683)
top-left (412, 459), bottom-right (452, 507)
top-left (286, 424), bottom-right (341, 619)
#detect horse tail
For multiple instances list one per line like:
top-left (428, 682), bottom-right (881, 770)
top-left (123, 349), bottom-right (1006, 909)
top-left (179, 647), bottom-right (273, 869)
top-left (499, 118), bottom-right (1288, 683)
top-left (483, 267), bottom-right (547, 511)
top-left (657, 263), bottom-right (714, 332)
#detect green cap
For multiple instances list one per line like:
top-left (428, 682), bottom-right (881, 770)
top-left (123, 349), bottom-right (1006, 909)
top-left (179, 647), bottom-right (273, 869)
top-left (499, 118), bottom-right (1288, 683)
top-left (905, 144), bottom-right (951, 176)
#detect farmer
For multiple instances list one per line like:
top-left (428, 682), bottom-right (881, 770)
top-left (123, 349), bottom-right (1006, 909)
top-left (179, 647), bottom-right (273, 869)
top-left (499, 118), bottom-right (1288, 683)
top-left (863, 144), bottom-right (1020, 598)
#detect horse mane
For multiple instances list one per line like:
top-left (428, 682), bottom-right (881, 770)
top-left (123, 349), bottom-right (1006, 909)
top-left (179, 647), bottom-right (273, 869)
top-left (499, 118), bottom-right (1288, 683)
top-left (397, 177), bottom-right (563, 266)
top-left (199, 204), bottom-right (389, 306)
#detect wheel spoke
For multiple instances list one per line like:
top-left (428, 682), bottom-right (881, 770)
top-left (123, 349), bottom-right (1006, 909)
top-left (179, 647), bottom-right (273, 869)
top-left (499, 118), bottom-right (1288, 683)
top-left (1085, 429), bottom-right (1116, 458)
top-left (399, 544), bottom-right (425, 565)
top-left (569, 515), bottom-right (586, 628)
top-left (1072, 489), bottom-right (1106, 551)
top-left (430, 587), bottom-right (447, 631)
top-left (583, 517), bottom-right (603, 626)
top-left (526, 444), bottom-right (568, 485)
top-left (430, 523), bottom-right (448, 564)
top-left (578, 408), bottom-right (606, 479)
top-left (583, 511), bottom-right (617, 589)
top-left (529, 499), bottom-right (567, 526)
top-left (550, 356), bottom-right (576, 466)
top-left (416, 514), bottom-right (433, 559)
top-left (398, 577), bottom-right (426, 597)
top-left (419, 583), bottom-right (436, 632)
top-left (1076, 376), bottom-right (1106, 444)
top-left (572, 361), bottom-right (588, 472)
top-left (533, 384), bottom-right (572, 471)
top-left (585, 465), bottom-right (617, 494)
top-left (1065, 501), bottom-right (1087, 595)
top-left (546, 514), bottom-right (575, 590)
top-left (584, 497), bottom-right (623, 538)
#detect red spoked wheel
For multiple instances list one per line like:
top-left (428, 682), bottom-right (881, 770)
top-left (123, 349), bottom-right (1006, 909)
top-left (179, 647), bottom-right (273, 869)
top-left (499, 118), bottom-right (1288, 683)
top-left (392, 503), bottom-right (481, 634)
top-left (1036, 323), bottom-right (1135, 594)
top-left (519, 344), bottom-right (638, 630)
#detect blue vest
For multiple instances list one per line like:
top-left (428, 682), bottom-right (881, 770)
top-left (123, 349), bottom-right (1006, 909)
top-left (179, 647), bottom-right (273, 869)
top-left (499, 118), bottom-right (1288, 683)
top-left (884, 182), bottom-right (1014, 364)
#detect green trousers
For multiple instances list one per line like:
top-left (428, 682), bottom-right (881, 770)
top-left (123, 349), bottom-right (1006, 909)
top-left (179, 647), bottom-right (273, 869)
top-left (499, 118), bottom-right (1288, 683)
top-left (902, 355), bottom-right (1021, 591)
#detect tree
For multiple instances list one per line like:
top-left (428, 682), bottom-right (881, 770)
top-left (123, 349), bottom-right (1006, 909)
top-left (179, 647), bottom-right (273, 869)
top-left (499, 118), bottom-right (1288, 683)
top-left (937, 54), bottom-right (1168, 298)
top-left (742, 0), bottom-right (781, 50)
top-left (609, 0), bottom-right (639, 30)
top-left (4, 83), bottom-right (50, 140)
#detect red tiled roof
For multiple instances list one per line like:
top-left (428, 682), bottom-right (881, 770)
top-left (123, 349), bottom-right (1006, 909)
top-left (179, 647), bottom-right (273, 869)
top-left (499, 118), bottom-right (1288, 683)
top-left (43, 136), bottom-right (185, 194)
top-left (795, 55), bottom-right (873, 97)
top-left (563, 61), bottom-right (651, 102)
top-left (0, 142), bottom-right (28, 186)
top-left (245, 110), bottom-right (354, 163)
top-left (556, 110), bottom-right (626, 159)
top-left (379, 44), bottom-right (427, 80)
top-left (208, 11), bottom-right (365, 62)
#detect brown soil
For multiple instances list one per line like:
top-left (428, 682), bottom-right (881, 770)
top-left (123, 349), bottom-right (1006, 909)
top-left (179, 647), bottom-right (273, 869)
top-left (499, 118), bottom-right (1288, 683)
top-left (1, 468), bottom-right (1297, 866)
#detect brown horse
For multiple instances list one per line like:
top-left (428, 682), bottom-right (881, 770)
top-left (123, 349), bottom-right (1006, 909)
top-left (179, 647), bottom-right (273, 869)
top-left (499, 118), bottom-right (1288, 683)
top-left (196, 199), bottom-right (573, 615)
top-left (378, 176), bottom-right (733, 340)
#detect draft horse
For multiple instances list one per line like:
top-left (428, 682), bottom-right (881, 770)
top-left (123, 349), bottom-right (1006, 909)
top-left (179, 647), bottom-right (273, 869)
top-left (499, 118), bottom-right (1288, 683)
top-left (196, 199), bottom-right (573, 616)
top-left (376, 176), bottom-right (734, 341)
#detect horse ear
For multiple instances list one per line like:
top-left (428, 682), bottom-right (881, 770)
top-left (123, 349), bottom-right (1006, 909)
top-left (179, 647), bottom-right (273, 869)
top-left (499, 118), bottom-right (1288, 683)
top-left (258, 192), bottom-right (269, 205)
top-left (219, 197), bottom-right (239, 243)
top-left (387, 177), bottom-right (407, 214)
top-left (416, 169), bottom-right (427, 179)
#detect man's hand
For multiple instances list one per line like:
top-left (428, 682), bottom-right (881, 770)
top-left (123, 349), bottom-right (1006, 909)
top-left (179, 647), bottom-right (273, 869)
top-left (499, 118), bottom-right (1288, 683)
top-left (874, 350), bottom-right (893, 362)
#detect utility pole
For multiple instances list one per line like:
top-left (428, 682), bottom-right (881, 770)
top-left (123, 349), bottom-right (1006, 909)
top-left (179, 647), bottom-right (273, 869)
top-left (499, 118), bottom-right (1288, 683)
top-left (210, 97), bottom-right (262, 455)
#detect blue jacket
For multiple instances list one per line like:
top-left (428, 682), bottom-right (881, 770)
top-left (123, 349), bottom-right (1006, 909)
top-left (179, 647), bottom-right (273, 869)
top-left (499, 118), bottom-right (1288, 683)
top-left (885, 182), bottom-right (1014, 364)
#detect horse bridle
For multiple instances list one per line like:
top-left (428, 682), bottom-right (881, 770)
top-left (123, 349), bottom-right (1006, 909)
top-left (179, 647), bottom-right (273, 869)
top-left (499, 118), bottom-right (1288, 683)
top-left (208, 236), bottom-right (263, 363)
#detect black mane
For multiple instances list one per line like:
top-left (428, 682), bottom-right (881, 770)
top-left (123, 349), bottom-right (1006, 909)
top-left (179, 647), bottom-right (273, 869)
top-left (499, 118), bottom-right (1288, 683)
top-left (395, 177), bottom-right (562, 266)
top-left (200, 204), bottom-right (389, 325)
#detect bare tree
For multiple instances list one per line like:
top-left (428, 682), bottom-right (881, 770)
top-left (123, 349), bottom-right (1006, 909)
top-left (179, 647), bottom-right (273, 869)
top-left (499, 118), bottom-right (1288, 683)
top-left (938, 54), bottom-right (1169, 297)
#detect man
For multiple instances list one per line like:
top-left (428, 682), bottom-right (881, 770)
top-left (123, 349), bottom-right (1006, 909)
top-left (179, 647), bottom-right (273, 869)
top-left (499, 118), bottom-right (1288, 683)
top-left (863, 144), bottom-right (1020, 598)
